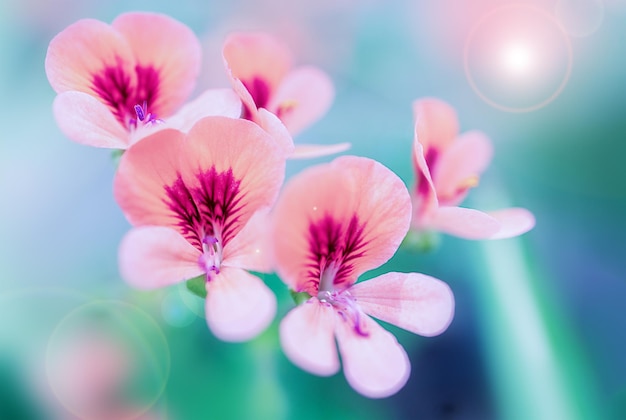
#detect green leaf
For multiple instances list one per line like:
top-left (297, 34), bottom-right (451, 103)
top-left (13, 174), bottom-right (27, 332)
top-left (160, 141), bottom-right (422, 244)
top-left (401, 229), bottom-right (440, 253)
top-left (186, 275), bottom-right (207, 299)
top-left (111, 149), bottom-right (125, 168)
top-left (289, 289), bottom-right (312, 305)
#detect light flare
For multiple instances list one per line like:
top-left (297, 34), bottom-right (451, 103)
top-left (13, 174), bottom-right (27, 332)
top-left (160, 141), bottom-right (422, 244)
top-left (501, 43), bottom-right (534, 76)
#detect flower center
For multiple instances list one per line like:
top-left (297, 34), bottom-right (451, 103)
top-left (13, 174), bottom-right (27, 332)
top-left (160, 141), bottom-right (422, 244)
top-left (318, 290), bottom-right (368, 337)
top-left (304, 214), bottom-right (367, 295)
top-left (91, 62), bottom-right (160, 129)
top-left (129, 101), bottom-right (163, 130)
top-left (198, 234), bottom-right (223, 281)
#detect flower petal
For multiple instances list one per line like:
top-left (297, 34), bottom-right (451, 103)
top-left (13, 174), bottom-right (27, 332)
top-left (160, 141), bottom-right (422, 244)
top-left (222, 32), bottom-right (292, 95)
top-left (118, 226), bottom-right (202, 290)
top-left (279, 299), bottom-right (339, 376)
top-left (411, 136), bottom-right (439, 224)
top-left (268, 66), bottom-right (334, 136)
top-left (335, 315), bottom-right (410, 398)
top-left (412, 97), bottom-right (459, 151)
top-left (487, 207), bottom-right (536, 239)
top-left (45, 18), bottom-right (136, 94)
top-left (53, 91), bottom-right (128, 149)
top-left (433, 130), bottom-right (493, 206)
top-left (431, 206), bottom-right (500, 239)
top-left (112, 12), bottom-right (202, 117)
top-left (272, 156), bottom-right (411, 293)
top-left (227, 75), bottom-right (261, 122)
top-left (222, 208), bottom-right (275, 273)
top-left (257, 108), bottom-right (295, 156)
top-left (205, 267), bottom-right (276, 342)
top-left (179, 116), bottom-right (286, 241)
top-left (164, 88), bottom-right (243, 133)
top-left (290, 142), bottom-right (351, 159)
top-left (350, 272), bottom-right (454, 336)
top-left (114, 128), bottom-right (185, 227)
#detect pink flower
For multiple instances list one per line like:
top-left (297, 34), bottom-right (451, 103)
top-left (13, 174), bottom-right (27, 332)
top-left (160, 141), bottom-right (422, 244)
top-left (411, 98), bottom-right (535, 239)
top-left (45, 12), bottom-right (241, 149)
top-left (223, 32), bottom-right (350, 158)
top-left (114, 116), bottom-right (286, 341)
top-left (272, 156), bottom-right (455, 398)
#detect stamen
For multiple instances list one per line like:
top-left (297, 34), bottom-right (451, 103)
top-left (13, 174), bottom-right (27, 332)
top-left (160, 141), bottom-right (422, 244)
top-left (134, 103), bottom-right (145, 121)
top-left (276, 100), bottom-right (298, 119)
top-left (198, 235), bottom-right (223, 281)
top-left (318, 290), bottom-right (368, 337)
top-left (458, 175), bottom-right (480, 190)
top-left (130, 101), bottom-right (163, 129)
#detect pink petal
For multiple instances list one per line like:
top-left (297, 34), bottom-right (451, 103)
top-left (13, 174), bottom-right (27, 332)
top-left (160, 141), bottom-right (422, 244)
top-left (205, 267), bottom-right (276, 342)
top-left (267, 66), bottom-right (334, 136)
top-left (53, 91), bottom-right (128, 149)
top-left (222, 209), bottom-right (275, 273)
top-left (335, 315), bottom-right (410, 398)
top-left (433, 130), bottom-right (493, 206)
top-left (164, 88), bottom-right (243, 133)
top-left (350, 272), bottom-right (454, 336)
top-left (257, 108), bottom-right (295, 156)
top-left (45, 18), bottom-right (136, 94)
top-left (222, 32), bottom-right (292, 95)
top-left (227, 74), bottom-right (261, 122)
top-left (272, 156), bottom-right (411, 293)
top-left (290, 142), bottom-right (352, 159)
top-left (112, 12), bottom-right (202, 118)
top-left (113, 129), bottom-right (185, 227)
top-left (179, 117), bottom-right (286, 238)
top-left (487, 207), bottom-right (536, 239)
top-left (279, 299), bottom-right (340, 376)
top-left (118, 226), bottom-right (203, 290)
top-left (412, 97), bottom-right (459, 151)
top-left (430, 206), bottom-right (500, 239)
top-left (411, 137), bottom-right (439, 225)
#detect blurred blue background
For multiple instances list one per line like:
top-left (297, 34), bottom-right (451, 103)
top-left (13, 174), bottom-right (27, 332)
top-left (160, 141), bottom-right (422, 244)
top-left (1, 0), bottom-right (625, 418)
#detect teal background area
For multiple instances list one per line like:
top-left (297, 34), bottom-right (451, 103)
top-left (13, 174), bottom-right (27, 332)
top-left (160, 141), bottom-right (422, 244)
top-left (1, 0), bottom-right (625, 419)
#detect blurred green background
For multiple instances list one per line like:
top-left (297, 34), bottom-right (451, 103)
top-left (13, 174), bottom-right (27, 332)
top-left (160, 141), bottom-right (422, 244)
top-left (1, 0), bottom-right (625, 418)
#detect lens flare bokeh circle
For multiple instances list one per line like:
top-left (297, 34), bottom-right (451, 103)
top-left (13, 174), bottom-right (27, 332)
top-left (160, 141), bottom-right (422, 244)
top-left (464, 5), bottom-right (573, 113)
top-left (46, 300), bottom-right (170, 420)
top-left (555, 0), bottom-right (604, 38)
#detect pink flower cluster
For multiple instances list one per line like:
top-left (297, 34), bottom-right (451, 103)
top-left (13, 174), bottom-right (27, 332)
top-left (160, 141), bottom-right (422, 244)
top-left (46, 12), bottom-right (534, 399)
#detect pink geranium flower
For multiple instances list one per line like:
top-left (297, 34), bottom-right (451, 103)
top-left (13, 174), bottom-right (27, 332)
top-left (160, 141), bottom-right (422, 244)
top-left (272, 156), bottom-right (454, 398)
top-left (411, 98), bottom-right (535, 239)
top-left (114, 116), bottom-right (286, 341)
top-left (223, 32), bottom-right (350, 158)
top-left (45, 12), bottom-right (241, 149)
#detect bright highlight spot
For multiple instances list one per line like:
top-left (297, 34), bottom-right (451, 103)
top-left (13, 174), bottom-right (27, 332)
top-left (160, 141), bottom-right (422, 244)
top-left (502, 44), bottom-right (533, 75)
top-left (464, 5), bottom-right (573, 113)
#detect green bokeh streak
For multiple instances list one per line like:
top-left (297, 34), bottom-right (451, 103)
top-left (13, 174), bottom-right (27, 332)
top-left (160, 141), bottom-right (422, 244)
top-left (472, 238), bottom-right (605, 420)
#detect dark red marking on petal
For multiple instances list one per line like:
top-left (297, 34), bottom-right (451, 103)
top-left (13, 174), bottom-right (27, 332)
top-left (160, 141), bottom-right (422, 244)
top-left (92, 61), bottom-right (160, 128)
top-left (164, 176), bottom-right (203, 249)
top-left (135, 65), bottom-right (159, 110)
top-left (164, 168), bottom-right (245, 252)
top-left (241, 76), bottom-right (271, 120)
top-left (304, 214), bottom-right (367, 294)
top-left (192, 167), bottom-right (245, 246)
